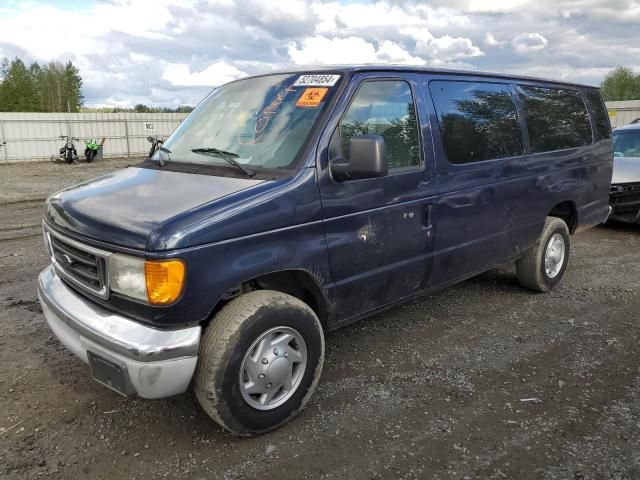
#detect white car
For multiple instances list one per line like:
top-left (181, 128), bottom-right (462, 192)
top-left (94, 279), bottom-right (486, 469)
top-left (610, 120), bottom-right (640, 223)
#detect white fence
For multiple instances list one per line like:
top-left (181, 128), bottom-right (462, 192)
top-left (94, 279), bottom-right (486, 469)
top-left (0, 112), bottom-right (188, 163)
top-left (605, 100), bottom-right (640, 129)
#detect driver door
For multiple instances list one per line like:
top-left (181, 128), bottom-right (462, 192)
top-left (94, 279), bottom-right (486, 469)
top-left (317, 73), bottom-right (437, 322)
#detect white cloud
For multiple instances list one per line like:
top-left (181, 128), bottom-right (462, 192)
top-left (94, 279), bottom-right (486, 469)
top-left (288, 36), bottom-right (376, 65)
top-left (376, 41), bottom-right (426, 65)
top-left (466, 0), bottom-right (532, 12)
top-left (287, 36), bottom-right (424, 65)
top-left (428, 35), bottom-right (485, 59)
top-left (162, 62), bottom-right (247, 87)
top-left (242, 0), bottom-right (312, 25)
top-left (401, 27), bottom-right (435, 45)
top-left (511, 33), bottom-right (549, 53)
top-left (1, 0), bottom-right (639, 106)
top-left (0, 5), bottom-right (94, 59)
top-left (405, 30), bottom-right (484, 64)
top-left (427, 0), bottom-right (640, 23)
top-left (312, 2), bottom-right (422, 33)
top-left (484, 32), bottom-right (505, 47)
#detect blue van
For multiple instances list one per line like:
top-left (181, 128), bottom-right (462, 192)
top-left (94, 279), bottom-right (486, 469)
top-left (37, 66), bottom-right (613, 435)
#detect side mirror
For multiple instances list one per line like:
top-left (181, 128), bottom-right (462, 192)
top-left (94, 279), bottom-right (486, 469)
top-left (147, 136), bottom-right (154, 143)
top-left (330, 134), bottom-right (388, 181)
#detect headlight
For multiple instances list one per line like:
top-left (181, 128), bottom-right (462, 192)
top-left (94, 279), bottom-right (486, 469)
top-left (109, 254), bottom-right (185, 305)
top-left (109, 254), bottom-right (147, 301)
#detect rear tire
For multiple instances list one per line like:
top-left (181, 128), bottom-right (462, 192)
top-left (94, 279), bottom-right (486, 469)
top-left (194, 290), bottom-right (324, 436)
top-left (516, 216), bottom-right (570, 292)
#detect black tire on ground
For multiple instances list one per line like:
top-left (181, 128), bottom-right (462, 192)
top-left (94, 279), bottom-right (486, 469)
top-left (194, 290), bottom-right (325, 436)
top-left (516, 216), bottom-right (571, 292)
top-left (86, 150), bottom-right (95, 163)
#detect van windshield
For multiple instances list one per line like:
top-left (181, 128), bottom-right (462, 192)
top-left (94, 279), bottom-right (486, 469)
top-left (159, 73), bottom-right (342, 171)
top-left (613, 130), bottom-right (640, 158)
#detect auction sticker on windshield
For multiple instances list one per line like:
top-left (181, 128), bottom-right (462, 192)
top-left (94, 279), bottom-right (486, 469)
top-left (296, 88), bottom-right (328, 108)
top-left (293, 74), bottom-right (340, 87)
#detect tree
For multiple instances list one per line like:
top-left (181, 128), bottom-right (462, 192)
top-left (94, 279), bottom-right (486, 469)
top-left (62, 61), bottom-right (83, 112)
top-left (172, 105), bottom-right (194, 113)
top-left (600, 67), bottom-right (640, 101)
top-left (0, 58), bottom-right (38, 111)
top-left (0, 57), bottom-right (83, 112)
top-left (42, 62), bottom-right (63, 112)
top-left (134, 103), bottom-right (152, 113)
top-left (29, 62), bottom-right (46, 111)
top-left (41, 61), bottom-right (83, 112)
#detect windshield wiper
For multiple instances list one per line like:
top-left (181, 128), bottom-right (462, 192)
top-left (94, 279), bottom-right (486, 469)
top-left (158, 146), bottom-right (172, 167)
top-left (191, 147), bottom-right (255, 177)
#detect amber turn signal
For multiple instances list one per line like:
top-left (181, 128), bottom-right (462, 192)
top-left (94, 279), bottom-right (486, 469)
top-left (144, 259), bottom-right (186, 305)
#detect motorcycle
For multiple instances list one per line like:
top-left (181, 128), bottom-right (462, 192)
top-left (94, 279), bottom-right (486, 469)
top-left (56, 135), bottom-right (79, 163)
top-left (147, 136), bottom-right (165, 158)
top-left (84, 138), bottom-right (100, 163)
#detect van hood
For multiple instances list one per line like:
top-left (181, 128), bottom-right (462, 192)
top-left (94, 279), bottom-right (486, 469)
top-left (612, 156), bottom-right (640, 185)
top-left (44, 167), bottom-right (266, 250)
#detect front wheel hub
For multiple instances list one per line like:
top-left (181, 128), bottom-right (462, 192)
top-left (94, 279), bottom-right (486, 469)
top-left (239, 326), bottom-right (307, 411)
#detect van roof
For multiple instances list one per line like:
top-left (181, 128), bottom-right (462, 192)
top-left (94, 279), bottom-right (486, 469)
top-left (259, 65), bottom-right (598, 90)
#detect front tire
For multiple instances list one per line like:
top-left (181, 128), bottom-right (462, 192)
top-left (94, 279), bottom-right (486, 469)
top-left (194, 290), bottom-right (325, 436)
top-left (516, 216), bottom-right (570, 292)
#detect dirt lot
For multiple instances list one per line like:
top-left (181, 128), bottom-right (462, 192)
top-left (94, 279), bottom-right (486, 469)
top-left (1, 159), bottom-right (639, 480)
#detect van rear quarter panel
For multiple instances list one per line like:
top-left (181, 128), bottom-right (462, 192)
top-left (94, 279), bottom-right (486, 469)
top-left (419, 74), bottom-right (612, 285)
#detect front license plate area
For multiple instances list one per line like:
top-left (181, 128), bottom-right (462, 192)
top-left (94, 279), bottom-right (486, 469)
top-left (87, 351), bottom-right (135, 397)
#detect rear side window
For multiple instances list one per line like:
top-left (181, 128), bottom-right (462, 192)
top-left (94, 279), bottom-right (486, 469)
top-left (518, 86), bottom-right (592, 153)
top-left (429, 81), bottom-right (523, 164)
top-left (340, 80), bottom-right (421, 170)
top-left (585, 90), bottom-right (612, 140)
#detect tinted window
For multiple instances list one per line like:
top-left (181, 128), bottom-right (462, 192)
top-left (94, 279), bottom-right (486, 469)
top-left (585, 90), bottom-right (612, 140)
top-left (340, 80), bottom-right (420, 170)
top-left (429, 81), bottom-right (523, 164)
top-left (518, 86), bottom-right (592, 153)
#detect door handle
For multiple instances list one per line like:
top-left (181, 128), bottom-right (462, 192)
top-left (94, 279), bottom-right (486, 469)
top-left (424, 204), bottom-right (433, 227)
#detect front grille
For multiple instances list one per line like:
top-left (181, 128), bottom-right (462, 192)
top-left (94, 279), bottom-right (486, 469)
top-left (44, 226), bottom-right (110, 299)
top-left (611, 182), bottom-right (640, 194)
top-left (610, 182), bottom-right (640, 213)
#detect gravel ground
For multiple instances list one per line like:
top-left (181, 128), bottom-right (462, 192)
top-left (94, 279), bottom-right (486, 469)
top-left (1, 160), bottom-right (639, 480)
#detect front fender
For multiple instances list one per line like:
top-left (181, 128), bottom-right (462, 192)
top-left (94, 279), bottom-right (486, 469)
top-left (152, 220), bottom-right (334, 327)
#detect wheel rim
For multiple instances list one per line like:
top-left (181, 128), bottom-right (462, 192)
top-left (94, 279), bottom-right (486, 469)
top-left (239, 326), bottom-right (307, 411)
top-left (544, 233), bottom-right (566, 279)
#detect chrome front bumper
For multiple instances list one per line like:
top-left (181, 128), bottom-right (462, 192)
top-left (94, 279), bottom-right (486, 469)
top-left (37, 265), bottom-right (201, 399)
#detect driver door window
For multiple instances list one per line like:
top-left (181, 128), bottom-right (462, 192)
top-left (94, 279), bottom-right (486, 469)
top-left (339, 80), bottom-right (421, 171)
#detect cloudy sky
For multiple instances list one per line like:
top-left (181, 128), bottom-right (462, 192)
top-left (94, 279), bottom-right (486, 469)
top-left (1, 0), bottom-right (638, 107)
